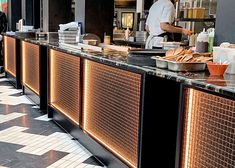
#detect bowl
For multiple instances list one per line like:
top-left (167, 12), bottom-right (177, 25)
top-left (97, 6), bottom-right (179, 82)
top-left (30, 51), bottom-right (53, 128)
top-left (207, 62), bottom-right (229, 76)
top-left (83, 39), bottom-right (98, 46)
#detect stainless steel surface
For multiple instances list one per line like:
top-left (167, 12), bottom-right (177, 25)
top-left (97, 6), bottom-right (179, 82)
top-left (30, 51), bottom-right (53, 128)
top-left (151, 57), bottom-right (168, 69)
top-left (167, 61), bottom-right (206, 72)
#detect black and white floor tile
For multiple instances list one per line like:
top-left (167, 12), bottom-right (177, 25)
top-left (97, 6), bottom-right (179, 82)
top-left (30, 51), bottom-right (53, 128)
top-left (0, 78), bottom-right (105, 168)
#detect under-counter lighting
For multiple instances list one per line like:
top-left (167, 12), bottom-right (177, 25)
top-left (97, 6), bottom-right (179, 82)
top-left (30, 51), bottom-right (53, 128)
top-left (22, 41), bottom-right (25, 84)
top-left (86, 130), bottom-right (136, 168)
top-left (49, 49), bottom-right (80, 126)
top-left (4, 36), bottom-right (16, 77)
top-left (83, 60), bottom-right (138, 168)
top-left (184, 89), bottom-right (194, 168)
top-left (4, 36), bottom-right (7, 72)
top-left (83, 60), bottom-right (88, 129)
top-left (22, 41), bottom-right (39, 95)
top-left (50, 50), bottom-right (55, 105)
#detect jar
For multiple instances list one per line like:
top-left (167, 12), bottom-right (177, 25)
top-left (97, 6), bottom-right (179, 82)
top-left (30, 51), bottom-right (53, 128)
top-left (196, 29), bottom-right (209, 53)
top-left (179, 9), bottom-right (184, 18)
top-left (188, 8), bottom-right (193, 18)
top-left (197, 8), bottom-right (205, 19)
top-left (183, 8), bottom-right (188, 18)
top-left (104, 35), bottom-right (111, 45)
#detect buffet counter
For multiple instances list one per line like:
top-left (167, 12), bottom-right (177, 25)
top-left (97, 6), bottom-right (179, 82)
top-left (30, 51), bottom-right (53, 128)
top-left (47, 42), bottom-right (235, 168)
top-left (3, 34), bottom-right (235, 168)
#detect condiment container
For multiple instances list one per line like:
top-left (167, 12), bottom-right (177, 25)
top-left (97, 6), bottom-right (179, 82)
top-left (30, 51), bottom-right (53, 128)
top-left (183, 8), bottom-right (188, 18)
top-left (188, 8), bottom-right (193, 18)
top-left (207, 62), bottom-right (229, 76)
top-left (189, 34), bottom-right (196, 47)
top-left (208, 28), bottom-right (215, 52)
top-left (196, 29), bottom-right (209, 53)
top-left (104, 35), bottom-right (111, 45)
top-left (197, 7), bottom-right (205, 19)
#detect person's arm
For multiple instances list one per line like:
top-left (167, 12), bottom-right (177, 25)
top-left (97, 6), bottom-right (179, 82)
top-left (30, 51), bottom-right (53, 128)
top-left (160, 22), bottom-right (192, 36)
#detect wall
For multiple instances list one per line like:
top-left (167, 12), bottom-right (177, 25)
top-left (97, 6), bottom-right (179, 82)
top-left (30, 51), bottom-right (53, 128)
top-left (7, 0), bottom-right (21, 31)
top-left (215, 0), bottom-right (235, 45)
top-left (75, 0), bottom-right (114, 41)
top-left (42, 0), bottom-right (72, 32)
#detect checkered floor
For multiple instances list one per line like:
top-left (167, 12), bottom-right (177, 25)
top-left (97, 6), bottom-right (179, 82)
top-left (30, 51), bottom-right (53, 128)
top-left (0, 77), bottom-right (105, 168)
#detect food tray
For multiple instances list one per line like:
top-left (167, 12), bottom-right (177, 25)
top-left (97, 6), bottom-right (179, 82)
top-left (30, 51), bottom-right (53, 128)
top-left (151, 56), bottom-right (168, 69)
top-left (167, 61), bottom-right (206, 72)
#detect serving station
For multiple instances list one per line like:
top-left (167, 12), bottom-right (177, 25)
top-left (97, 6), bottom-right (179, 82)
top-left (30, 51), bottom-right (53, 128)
top-left (2, 32), bottom-right (235, 168)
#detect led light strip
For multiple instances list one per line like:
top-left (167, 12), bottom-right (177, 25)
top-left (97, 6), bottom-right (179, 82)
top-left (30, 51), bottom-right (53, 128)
top-left (184, 89), bottom-right (194, 168)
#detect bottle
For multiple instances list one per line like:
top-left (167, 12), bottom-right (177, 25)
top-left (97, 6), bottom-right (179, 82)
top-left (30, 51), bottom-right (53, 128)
top-left (189, 34), bottom-right (196, 47)
top-left (208, 28), bottom-right (215, 52)
top-left (196, 28), bottom-right (209, 53)
top-left (125, 27), bottom-right (130, 41)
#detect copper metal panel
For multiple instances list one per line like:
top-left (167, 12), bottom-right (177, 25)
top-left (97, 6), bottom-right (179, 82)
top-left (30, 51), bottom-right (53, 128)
top-left (83, 60), bottom-right (141, 168)
top-left (4, 36), bottom-right (16, 76)
top-left (181, 88), bottom-right (235, 168)
top-left (49, 49), bottom-right (80, 125)
top-left (22, 41), bottom-right (40, 95)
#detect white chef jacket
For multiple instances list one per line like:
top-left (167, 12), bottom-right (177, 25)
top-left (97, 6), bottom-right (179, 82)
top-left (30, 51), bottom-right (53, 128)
top-left (145, 0), bottom-right (175, 49)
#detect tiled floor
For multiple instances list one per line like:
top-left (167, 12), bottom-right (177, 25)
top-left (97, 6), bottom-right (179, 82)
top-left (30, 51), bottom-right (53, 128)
top-left (0, 77), bottom-right (105, 168)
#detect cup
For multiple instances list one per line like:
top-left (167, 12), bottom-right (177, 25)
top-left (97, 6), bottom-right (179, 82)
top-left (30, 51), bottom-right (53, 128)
top-left (104, 35), bottom-right (111, 45)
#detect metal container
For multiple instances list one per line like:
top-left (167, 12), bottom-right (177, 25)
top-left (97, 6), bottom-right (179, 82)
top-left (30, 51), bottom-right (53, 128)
top-left (127, 49), bottom-right (166, 67)
top-left (151, 57), bottom-right (168, 69)
top-left (167, 61), bottom-right (206, 72)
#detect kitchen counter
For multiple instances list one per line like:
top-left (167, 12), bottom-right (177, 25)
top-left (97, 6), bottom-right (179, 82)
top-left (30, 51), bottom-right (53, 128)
top-left (4, 34), bottom-right (235, 168)
top-left (4, 34), bottom-right (235, 98)
top-left (49, 43), bottom-right (235, 98)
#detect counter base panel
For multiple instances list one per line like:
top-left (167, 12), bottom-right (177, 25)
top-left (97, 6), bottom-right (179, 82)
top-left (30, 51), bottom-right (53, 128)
top-left (140, 75), bottom-right (181, 168)
top-left (49, 106), bottom-right (129, 168)
top-left (5, 72), bottom-right (22, 89)
top-left (23, 86), bottom-right (47, 112)
top-left (180, 87), bottom-right (235, 168)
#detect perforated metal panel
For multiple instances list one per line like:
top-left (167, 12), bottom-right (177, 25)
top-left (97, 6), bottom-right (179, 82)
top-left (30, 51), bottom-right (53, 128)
top-left (83, 60), bottom-right (141, 168)
top-left (4, 36), bottom-right (16, 76)
top-left (50, 49), bottom-right (81, 125)
top-left (22, 41), bottom-right (40, 95)
top-left (181, 88), bottom-right (235, 168)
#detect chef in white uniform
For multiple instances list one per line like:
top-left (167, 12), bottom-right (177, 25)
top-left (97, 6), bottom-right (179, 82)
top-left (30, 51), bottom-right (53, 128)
top-left (145, 0), bottom-right (192, 49)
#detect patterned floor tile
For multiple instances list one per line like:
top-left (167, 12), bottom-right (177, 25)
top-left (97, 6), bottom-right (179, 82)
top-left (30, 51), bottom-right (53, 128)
top-left (0, 79), bottom-right (106, 168)
top-left (34, 115), bottom-right (52, 121)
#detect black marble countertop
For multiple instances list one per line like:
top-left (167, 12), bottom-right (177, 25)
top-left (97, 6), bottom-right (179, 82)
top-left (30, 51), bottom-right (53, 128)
top-left (49, 43), bottom-right (235, 98)
top-left (4, 35), bottom-right (235, 98)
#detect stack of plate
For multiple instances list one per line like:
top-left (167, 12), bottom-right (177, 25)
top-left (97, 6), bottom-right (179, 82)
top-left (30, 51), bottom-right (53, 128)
top-left (135, 31), bottom-right (147, 42)
top-left (58, 30), bottom-right (79, 44)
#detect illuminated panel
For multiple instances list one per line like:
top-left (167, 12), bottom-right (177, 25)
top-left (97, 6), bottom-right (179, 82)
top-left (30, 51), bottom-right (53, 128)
top-left (83, 60), bottom-right (141, 168)
top-left (21, 41), bottom-right (40, 95)
top-left (49, 49), bottom-right (80, 125)
top-left (4, 36), bottom-right (16, 76)
top-left (181, 88), bottom-right (235, 168)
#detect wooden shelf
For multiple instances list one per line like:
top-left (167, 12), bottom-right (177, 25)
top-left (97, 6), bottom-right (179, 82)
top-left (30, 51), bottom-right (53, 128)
top-left (176, 18), bottom-right (216, 22)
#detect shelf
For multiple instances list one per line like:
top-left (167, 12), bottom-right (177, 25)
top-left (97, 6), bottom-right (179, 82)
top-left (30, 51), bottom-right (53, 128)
top-left (176, 18), bottom-right (216, 22)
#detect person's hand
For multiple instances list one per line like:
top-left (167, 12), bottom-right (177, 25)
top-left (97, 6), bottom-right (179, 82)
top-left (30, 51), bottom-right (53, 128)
top-left (182, 29), bottom-right (193, 36)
